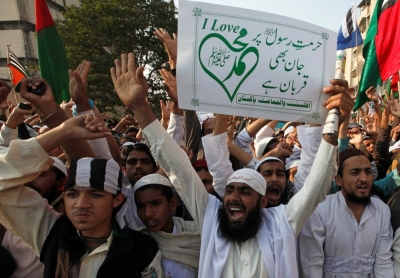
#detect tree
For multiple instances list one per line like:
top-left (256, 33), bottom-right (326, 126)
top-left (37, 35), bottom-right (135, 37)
top-left (57, 0), bottom-right (177, 117)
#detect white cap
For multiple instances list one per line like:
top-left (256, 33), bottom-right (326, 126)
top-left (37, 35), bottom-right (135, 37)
top-left (284, 126), bottom-right (294, 137)
top-left (255, 137), bottom-right (277, 159)
top-left (390, 140), bottom-right (400, 152)
top-left (50, 156), bottom-right (67, 177)
top-left (120, 142), bottom-right (135, 148)
top-left (227, 168), bottom-right (266, 195)
top-left (254, 157), bottom-right (284, 172)
top-left (133, 174), bottom-right (172, 195)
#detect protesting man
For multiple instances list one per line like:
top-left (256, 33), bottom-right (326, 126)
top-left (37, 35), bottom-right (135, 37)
top-left (111, 52), bottom-right (353, 277)
top-left (299, 148), bottom-right (394, 277)
top-left (0, 78), bottom-right (162, 278)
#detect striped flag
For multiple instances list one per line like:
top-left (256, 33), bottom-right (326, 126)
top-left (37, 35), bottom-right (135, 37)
top-left (337, 6), bottom-right (363, 50)
top-left (7, 49), bottom-right (30, 86)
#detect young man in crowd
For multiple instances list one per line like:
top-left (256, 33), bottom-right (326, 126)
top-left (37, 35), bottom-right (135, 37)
top-left (133, 174), bottom-right (201, 277)
top-left (110, 52), bottom-right (352, 277)
top-left (1, 157), bottom-right (67, 278)
top-left (299, 148), bottom-right (394, 277)
top-left (0, 78), bottom-right (162, 278)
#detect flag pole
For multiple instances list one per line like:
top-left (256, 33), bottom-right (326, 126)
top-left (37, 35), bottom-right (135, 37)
top-left (6, 46), bottom-right (19, 105)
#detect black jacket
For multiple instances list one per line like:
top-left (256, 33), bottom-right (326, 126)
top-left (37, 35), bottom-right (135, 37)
top-left (40, 216), bottom-right (159, 278)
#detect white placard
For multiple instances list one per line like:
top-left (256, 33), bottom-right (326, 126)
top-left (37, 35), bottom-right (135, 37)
top-left (177, 1), bottom-right (336, 124)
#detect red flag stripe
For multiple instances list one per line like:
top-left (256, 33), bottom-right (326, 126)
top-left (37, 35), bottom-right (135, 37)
top-left (375, 0), bottom-right (400, 81)
top-left (35, 0), bottom-right (54, 32)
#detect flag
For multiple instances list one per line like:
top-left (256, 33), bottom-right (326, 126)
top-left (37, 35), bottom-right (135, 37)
top-left (35, 0), bottom-right (70, 103)
top-left (6, 49), bottom-right (30, 86)
top-left (337, 6), bottom-right (364, 50)
top-left (354, 0), bottom-right (400, 110)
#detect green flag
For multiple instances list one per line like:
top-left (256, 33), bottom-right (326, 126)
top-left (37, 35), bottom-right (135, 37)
top-left (35, 0), bottom-right (70, 104)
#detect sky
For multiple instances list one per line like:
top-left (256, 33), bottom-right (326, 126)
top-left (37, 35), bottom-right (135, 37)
top-left (173, 0), bottom-right (361, 32)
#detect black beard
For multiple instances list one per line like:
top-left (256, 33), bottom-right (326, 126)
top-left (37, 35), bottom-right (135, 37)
top-left (217, 199), bottom-right (262, 244)
top-left (346, 192), bottom-right (371, 205)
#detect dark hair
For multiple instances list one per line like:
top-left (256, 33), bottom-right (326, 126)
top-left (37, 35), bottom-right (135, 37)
top-left (135, 184), bottom-right (174, 202)
top-left (118, 135), bottom-right (134, 145)
top-left (126, 126), bottom-right (139, 134)
top-left (121, 143), bottom-right (156, 168)
top-left (52, 166), bottom-right (67, 181)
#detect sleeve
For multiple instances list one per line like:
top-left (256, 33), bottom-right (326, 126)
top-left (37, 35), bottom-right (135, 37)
top-left (286, 138), bottom-right (337, 236)
top-left (202, 132), bottom-right (234, 198)
top-left (234, 128), bottom-right (254, 157)
top-left (338, 137), bottom-right (349, 153)
top-left (143, 120), bottom-right (209, 229)
top-left (0, 138), bottom-right (61, 255)
top-left (0, 125), bottom-right (18, 147)
top-left (298, 209), bottom-right (325, 278)
top-left (167, 113), bottom-right (186, 147)
top-left (393, 228), bottom-right (400, 278)
top-left (77, 110), bottom-right (112, 159)
top-left (374, 171), bottom-right (399, 200)
top-left (374, 205), bottom-right (395, 278)
top-left (294, 125), bottom-right (323, 193)
top-left (254, 125), bottom-right (275, 145)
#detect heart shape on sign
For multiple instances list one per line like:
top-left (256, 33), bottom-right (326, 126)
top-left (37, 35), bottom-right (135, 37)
top-left (199, 29), bottom-right (259, 102)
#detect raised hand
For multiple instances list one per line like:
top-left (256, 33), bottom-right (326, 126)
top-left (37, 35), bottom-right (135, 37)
top-left (62, 113), bottom-right (109, 140)
top-left (60, 99), bottom-right (75, 118)
top-left (160, 68), bottom-right (178, 104)
top-left (154, 28), bottom-right (177, 68)
top-left (391, 99), bottom-right (400, 118)
top-left (5, 102), bottom-right (35, 129)
top-left (68, 61), bottom-right (91, 111)
top-left (19, 78), bottom-right (58, 116)
top-left (323, 79), bottom-right (354, 125)
top-left (110, 53), bottom-right (148, 110)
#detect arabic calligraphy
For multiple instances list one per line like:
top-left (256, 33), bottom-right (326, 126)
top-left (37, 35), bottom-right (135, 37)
top-left (208, 47), bottom-right (231, 67)
top-left (236, 94), bottom-right (312, 111)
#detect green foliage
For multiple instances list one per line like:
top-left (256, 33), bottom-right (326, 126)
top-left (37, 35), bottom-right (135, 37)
top-left (57, 0), bottom-right (177, 117)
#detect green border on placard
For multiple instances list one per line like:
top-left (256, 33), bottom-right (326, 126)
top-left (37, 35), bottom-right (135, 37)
top-left (191, 7), bottom-right (329, 119)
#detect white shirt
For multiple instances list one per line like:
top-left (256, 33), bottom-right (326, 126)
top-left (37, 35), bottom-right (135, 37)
top-left (161, 221), bottom-right (197, 278)
top-left (143, 120), bottom-right (338, 278)
top-left (299, 192), bottom-right (394, 278)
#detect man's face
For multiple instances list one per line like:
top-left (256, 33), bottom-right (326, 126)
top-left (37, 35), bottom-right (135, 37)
top-left (126, 131), bottom-right (138, 142)
top-left (219, 182), bottom-right (267, 243)
top-left (335, 156), bottom-right (373, 205)
top-left (257, 161), bottom-right (287, 207)
top-left (123, 150), bottom-right (156, 185)
top-left (196, 168), bottom-right (216, 196)
top-left (202, 118), bottom-right (216, 136)
top-left (135, 188), bottom-right (176, 233)
top-left (63, 187), bottom-right (124, 238)
top-left (25, 166), bottom-right (63, 203)
top-left (363, 139), bottom-right (375, 154)
top-left (223, 182), bottom-right (267, 223)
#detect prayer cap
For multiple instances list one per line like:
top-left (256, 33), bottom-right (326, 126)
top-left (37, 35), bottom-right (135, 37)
top-left (65, 157), bottom-right (122, 194)
top-left (254, 156), bottom-right (284, 172)
top-left (255, 137), bottom-right (278, 159)
top-left (50, 156), bottom-right (67, 178)
top-left (227, 168), bottom-right (266, 195)
top-left (284, 126), bottom-right (294, 137)
top-left (133, 174), bottom-right (172, 195)
top-left (193, 159), bottom-right (208, 170)
top-left (339, 148), bottom-right (366, 166)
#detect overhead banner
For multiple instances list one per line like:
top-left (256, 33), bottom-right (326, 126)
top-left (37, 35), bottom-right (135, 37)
top-left (177, 1), bottom-right (336, 123)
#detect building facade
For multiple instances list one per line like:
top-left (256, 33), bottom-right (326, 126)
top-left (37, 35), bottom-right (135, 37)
top-left (0, 0), bottom-right (79, 81)
top-left (343, 0), bottom-right (377, 89)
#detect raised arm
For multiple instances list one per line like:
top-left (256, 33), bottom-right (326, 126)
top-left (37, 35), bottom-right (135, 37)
top-left (286, 79), bottom-right (353, 236)
top-left (111, 53), bottom-right (209, 228)
top-left (0, 110), bottom-right (109, 255)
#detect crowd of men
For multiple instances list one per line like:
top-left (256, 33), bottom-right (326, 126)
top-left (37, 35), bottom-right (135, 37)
top-left (1, 27), bottom-right (400, 278)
